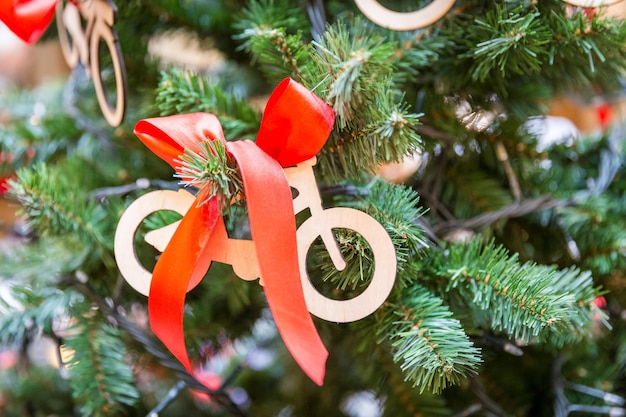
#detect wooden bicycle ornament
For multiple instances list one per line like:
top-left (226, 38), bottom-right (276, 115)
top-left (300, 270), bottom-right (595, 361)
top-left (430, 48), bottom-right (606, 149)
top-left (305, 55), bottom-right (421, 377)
top-left (353, 0), bottom-right (455, 31)
top-left (56, 0), bottom-right (127, 127)
top-left (114, 157), bottom-right (397, 323)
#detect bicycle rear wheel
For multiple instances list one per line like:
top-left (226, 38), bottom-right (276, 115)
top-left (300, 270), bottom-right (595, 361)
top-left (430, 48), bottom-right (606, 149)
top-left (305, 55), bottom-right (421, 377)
top-left (90, 21), bottom-right (127, 126)
top-left (56, 1), bottom-right (80, 68)
top-left (114, 190), bottom-right (194, 296)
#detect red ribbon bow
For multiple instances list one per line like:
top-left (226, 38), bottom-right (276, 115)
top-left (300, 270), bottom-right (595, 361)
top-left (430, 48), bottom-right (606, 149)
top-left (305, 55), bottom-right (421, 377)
top-left (0, 0), bottom-right (58, 44)
top-left (134, 78), bottom-right (335, 386)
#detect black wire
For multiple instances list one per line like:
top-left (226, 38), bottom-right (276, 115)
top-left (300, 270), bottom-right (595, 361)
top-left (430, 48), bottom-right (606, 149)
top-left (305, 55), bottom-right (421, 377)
top-left (73, 281), bottom-right (249, 417)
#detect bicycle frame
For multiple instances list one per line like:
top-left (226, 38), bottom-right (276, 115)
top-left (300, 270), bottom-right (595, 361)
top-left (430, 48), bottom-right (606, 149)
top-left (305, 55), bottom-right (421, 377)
top-left (143, 157), bottom-right (346, 280)
top-left (285, 158), bottom-right (348, 271)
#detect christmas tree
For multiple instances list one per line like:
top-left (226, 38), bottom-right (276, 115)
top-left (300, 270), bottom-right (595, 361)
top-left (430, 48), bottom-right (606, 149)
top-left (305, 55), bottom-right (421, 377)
top-left (1, 0), bottom-right (626, 416)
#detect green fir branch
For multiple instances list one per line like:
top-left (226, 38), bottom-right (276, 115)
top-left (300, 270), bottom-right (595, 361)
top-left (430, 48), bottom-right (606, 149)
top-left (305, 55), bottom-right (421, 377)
top-left (0, 287), bottom-right (79, 346)
top-left (464, 5), bottom-right (550, 83)
top-left (558, 195), bottom-right (626, 276)
top-left (155, 69), bottom-right (261, 138)
top-left (310, 20), bottom-right (396, 125)
top-left (334, 179), bottom-right (430, 277)
top-left (63, 316), bottom-right (139, 417)
top-left (378, 353), bottom-right (450, 417)
top-left (441, 163), bottom-right (515, 219)
top-left (236, 9), bottom-right (424, 181)
top-left (236, 27), bottom-right (310, 84)
top-left (545, 267), bottom-right (607, 345)
top-left (235, 0), bottom-right (311, 84)
top-left (308, 21), bottom-right (423, 181)
top-left (430, 239), bottom-right (604, 344)
top-left (377, 284), bottom-right (481, 394)
top-left (390, 31), bottom-right (451, 84)
top-left (364, 99), bottom-right (423, 165)
top-left (544, 8), bottom-right (626, 93)
top-left (174, 139), bottom-right (244, 215)
top-left (319, 99), bottom-right (422, 181)
top-left (8, 163), bottom-right (115, 267)
top-left (234, 0), bottom-right (307, 38)
top-left (0, 237), bottom-right (89, 283)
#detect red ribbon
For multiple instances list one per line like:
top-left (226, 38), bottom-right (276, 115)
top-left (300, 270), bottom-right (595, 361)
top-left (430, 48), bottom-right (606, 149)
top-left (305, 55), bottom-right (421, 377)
top-left (0, 0), bottom-right (58, 44)
top-left (133, 78), bottom-right (335, 386)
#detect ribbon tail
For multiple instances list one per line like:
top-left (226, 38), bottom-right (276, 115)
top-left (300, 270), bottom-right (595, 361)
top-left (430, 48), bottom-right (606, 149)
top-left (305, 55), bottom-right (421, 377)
top-left (227, 140), bottom-right (328, 386)
top-left (149, 191), bottom-right (219, 373)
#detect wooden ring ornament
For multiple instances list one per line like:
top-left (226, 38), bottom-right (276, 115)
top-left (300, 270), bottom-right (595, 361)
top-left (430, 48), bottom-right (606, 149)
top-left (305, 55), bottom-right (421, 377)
top-left (56, 1), bottom-right (80, 68)
top-left (353, 0), bottom-right (455, 31)
top-left (90, 0), bottom-right (127, 127)
top-left (562, 0), bottom-right (622, 6)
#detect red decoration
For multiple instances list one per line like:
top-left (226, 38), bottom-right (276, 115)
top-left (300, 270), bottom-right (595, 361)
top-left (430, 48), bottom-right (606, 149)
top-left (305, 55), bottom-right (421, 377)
top-left (596, 102), bottom-right (612, 130)
top-left (593, 295), bottom-right (607, 309)
top-left (0, 176), bottom-right (10, 195)
top-left (133, 78), bottom-right (335, 386)
top-left (583, 7), bottom-right (597, 20)
top-left (0, 0), bottom-right (58, 44)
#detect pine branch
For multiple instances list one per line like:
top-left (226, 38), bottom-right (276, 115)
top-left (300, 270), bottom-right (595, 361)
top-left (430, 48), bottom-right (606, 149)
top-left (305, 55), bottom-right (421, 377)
top-left (0, 237), bottom-right (90, 285)
top-left (377, 284), bottom-right (481, 394)
top-left (319, 92), bottom-right (422, 181)
top-left (544, 8), bottom-right (626, 93)
top-left (234, 9), bottom-right (424, 180)
top-left (235, 0), bottom-right (311, 84)
top-left (73, 280), bottom-right (251, 416)
top-left (63, 315), bottom-right (140, 417)
top-left (429, 239), bottom-right (604, 344)
top-left (0, 287), bottom-right (79, 346)
top-left (0, 86), bottom-right (83, 177)
top-left (390, 31), bottom-right (451, 85)
top-left (236, 27), bottom-right (310, 85)
top-left (558, 195), bottom-right (626, 276)
top-left (309, 19), bottom-right (396, 125)
top-left (8, 163), bottom-right (115, 267)
top-left (307, 180), bottom-right (428, 293)
top-left (155, 69), bottom-right (261, 138)
top-left (331, 180), bottom-right (430, 277)
top-left (463, 5), bottom-right (550, 83)
top-left (376, 349), bottom-right (450, 417)
top-left (174, 139), bottom-right (245, 215)
top-left (545, 267), bottom-right (607, 346)
top-left (312, 225), bottom-right (376, 293)
top-left (440, 162), bottom-right (515, 220)
top-left (308, 21), bottom-right (423, 181)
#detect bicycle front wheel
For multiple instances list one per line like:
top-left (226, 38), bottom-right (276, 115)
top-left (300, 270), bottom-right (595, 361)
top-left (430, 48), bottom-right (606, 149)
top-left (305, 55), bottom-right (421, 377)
top-left (297, 207), bottom-right (397, 322)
